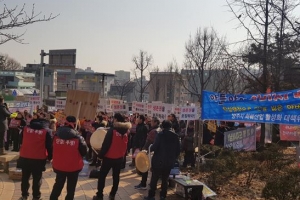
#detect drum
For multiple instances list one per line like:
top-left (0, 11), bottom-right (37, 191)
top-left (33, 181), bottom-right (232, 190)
top-left (135, 151), bottom-right (150, 173)
top-left (90, 128), bottom-right (107, 151)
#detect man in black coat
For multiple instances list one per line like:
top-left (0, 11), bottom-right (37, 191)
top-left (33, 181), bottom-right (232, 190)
top-left (130, 115), bottom-right (148, 167)
top-left (144, 120), bottom-right (181, 200)
top-left (0, 95), bottom-right (11, 155)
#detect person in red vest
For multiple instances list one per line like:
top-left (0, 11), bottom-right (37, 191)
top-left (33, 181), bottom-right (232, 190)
top-left (50, 116), bottom-right (87, 200)
top-left (93, 113), bottom-right (131, 200)
top-left (18, 117), bottom-right (52, 200)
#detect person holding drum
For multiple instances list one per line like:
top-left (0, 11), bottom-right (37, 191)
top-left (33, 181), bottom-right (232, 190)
top-left (93, 113), bottom-right (131, 200)
top-left (144, 120), bottom-right (181, 200)
top-left (50, 116), bottom-right (87, 200)
top-left (134, 117), bottom-right (160, 190)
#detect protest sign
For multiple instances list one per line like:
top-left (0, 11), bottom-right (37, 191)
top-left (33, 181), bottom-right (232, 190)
top-left (111, 104), bottom-right (128, 114)
top-left (280, 125), bottom-right (300, 141)
top-left (65, 90), bottom-right (99, 121)
top-left (6, 101), bottom-right (31, 113)
top-left (152, 103), bottom-right (168, 121)
top-left (55, 99), bottom-right (66, 110)
top-left (27, 96), bottom-right (41, 111)
top-left (202, 89), bottom-right (300, 125)
top-left (224, 127), bottom-right (256, 151)
top-left (97, 98), bottom-right (107, 112)
top-left (172, 106), bottom-right (181, 119)
top-left (132, 101), bottom-right (147, 114)
top-left (180, 107), bottom-right (198, 120)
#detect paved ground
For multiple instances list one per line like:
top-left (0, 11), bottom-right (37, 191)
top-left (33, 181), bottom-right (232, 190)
top-left (0, 156), bottom-right (183, 200)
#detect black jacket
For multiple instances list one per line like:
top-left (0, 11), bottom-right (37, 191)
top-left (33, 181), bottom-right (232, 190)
top-left (19, 119), bottom-right (53, 171)
top-left (0, 103), bottom-right (11, 132)
top-left (132, 123), bottom-right (148, 150)
top-left (55, 126), bottom-right (87, 158)
top-left (150, 129), bottom-right (181, 169)
top-left (99, 122), bottom-right (131, 160)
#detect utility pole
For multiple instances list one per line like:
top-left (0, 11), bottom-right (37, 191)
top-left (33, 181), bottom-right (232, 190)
top-left (40, 50), bottom-right (47, 108)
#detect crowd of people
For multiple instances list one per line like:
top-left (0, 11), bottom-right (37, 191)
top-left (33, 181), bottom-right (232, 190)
top-left (0, 94), bottom-right (242, 200)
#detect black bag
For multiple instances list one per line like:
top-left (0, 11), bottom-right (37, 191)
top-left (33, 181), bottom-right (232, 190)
top-left (89, 169), bottom-right (100, 178)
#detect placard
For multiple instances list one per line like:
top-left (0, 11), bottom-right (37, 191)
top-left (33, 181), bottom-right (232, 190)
top-left (152, 103), bottom-right (169, 121)
top-left (224, 127), bottom-right (256, 151)
top-left (64, 90), bottom-right (99, 121)
top-left (180, 107), bottom-right (198, 120)
top-left (280, 125), bottom-right (300, 141)
top-left (55, 99), bottom-right (66, 110)
top-left (6, 101), bottom-right (31, 113)
top-left (111, 104), bottom-right (128, 114)
top-left (132, 101), bottom-right (147, 114)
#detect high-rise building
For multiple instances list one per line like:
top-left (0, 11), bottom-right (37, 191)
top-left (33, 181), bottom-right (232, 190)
top-left (115, 70), bottom-right (130, 82)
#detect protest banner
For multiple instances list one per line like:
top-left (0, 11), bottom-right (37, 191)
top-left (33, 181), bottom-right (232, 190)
top-left (27, 96), bottom-right (41, 111)
top-left (97, 98), bottom-right (107, 112)
top-left (132, 101), bottom-right (147, 114)
top-left (6, 101), bottom-right (31, 113)
top-left (55, 99), bottom-right (66, 110)
top-left (280, 125), bottom-right (300, 141)
top-left (111, 104), bottom-right (129, 115)
top-left (180, 106), bottom-right (198, 120)
top-left (147, 103), bottom-right (153, 116)
top-left (202, 89), bottom-right (300, 125)
top-left (172, 106), bottom-right (181, 119)
top-left (64, 90), bottom-right (99, 121)
top-left (224, 127), bottom-right (256, 151)
top-left (108, 98), bottom-right (123, 105)
top-left (152, 103), bottom-right (168, 121)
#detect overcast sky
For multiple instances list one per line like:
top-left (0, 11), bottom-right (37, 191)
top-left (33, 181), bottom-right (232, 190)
top-left (1, 0), bottom-right (248, 74)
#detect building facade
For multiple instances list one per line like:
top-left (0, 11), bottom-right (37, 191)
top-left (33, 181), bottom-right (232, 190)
top-left (115, 70), bottom-right (130, 82)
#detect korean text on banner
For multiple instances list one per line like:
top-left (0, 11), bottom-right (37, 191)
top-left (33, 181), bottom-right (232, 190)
top-left (55, 99), bottom-right (66, 110)
top-left (111, 104), bottom-right (128, 114)
top-left (132, 101), bottom-right (147, 114)
top-left (180, 106), bottom-right (198, 120)
top-left (224, 127), bottom-right (256, 151)
top-left (6, 102), bottom-right (31, 113)
top-left (152, 103), bottom-right (168, 121)
top-left (202, 89), bottom-right (300, 125)
top-left (280, 125), bottom-right (300, 141)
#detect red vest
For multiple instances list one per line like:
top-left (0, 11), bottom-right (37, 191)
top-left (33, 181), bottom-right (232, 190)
top-left (9, 118), bottom-right (21, 128)
top-left (52, 136), bottom-right (84, 172)
top-left (105, 130), bottom-right (128, 159)
top-left (20, 127), bottom-right (47, 159)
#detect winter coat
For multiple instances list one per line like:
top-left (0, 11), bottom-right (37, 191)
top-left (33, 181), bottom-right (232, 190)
top-left (150, 129), bottom-right (181, 169)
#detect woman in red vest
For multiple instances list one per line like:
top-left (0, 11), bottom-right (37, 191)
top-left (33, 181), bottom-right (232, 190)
top-left (10, 112), bottom-right (26, 151)
top-left (93, 113), bottom-right (131, 200)
top-left (50, 116), bottom-right (87, 200)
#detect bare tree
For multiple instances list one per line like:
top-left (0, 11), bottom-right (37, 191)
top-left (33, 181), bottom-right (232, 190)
top-left (177, 27), bottom-right (226, 103)
top-left (0, 3), bottom-right (58, 45)
top-left (132, 50), bottom-right (156, 101)
top-left (109, 79), bottom-right (136, 100)
top-left (0, 54), bottom-right (22, 70)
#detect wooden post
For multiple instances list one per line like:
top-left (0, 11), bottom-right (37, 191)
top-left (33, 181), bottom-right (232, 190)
top-left (197, 120), bottom-right (203, 172)
top-left (75, 102), bottom-right (82, 130)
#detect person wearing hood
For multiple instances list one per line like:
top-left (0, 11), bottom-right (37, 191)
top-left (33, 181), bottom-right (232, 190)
top-left (144, 120), bottom-right (181, 200)
top-left (93, 113), bottom-right (131, 200)
top-left (18, 117), bottom-right (52, 200)
top-left (50, 116), bottom-right (87, 200)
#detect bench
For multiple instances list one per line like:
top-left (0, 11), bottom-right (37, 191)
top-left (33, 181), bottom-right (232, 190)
top-left (0, 152), bottom-right (19, 173)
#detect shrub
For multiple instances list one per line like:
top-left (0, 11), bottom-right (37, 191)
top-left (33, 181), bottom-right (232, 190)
top-left (262, 167), bottom-right (300, 200)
